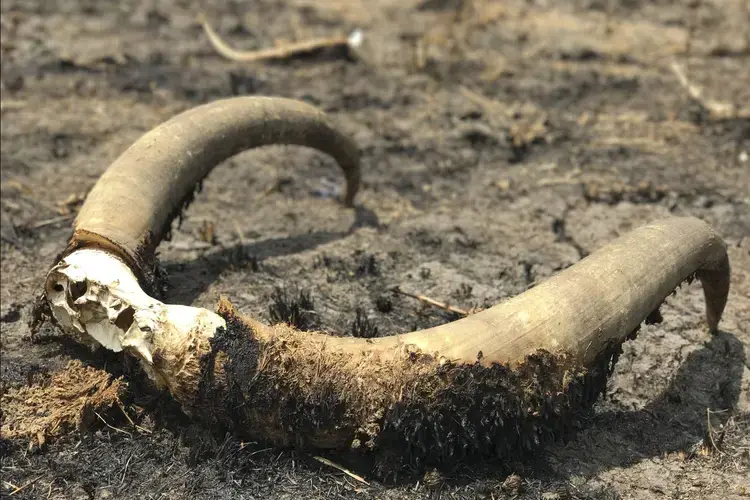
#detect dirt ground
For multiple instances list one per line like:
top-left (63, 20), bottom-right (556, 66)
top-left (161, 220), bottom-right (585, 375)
top-left (1, 0), bottom-right (749, 498)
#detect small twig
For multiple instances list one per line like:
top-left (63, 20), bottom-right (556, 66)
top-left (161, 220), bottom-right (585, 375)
top-left (234, 221), bottom-right (246, 245)
top-left (27, 214), bottom-right (74, 229)
top-left (119, 452), bottom-right (134, 486)
top-left (168, 240), bottom-right (213, 251)
top-left (8, 476), bottom-right (43, 496)
top-left (537, 169), bottom-right (584, 187)
top-left (118, 404), bottom-right (152, 434)
top-left (313, 456), bottom-right (369, 486)
top-left (670, 61), bottom-right (746, 120)
top-left (118, 404), bottom-right (136, 426)
top-left (458, 85), bottom-right (503, 113)
top-left (238, 440), bottom-right (258, 451)
top-left (94, 411), bottom-right (132, 437)
top-left (392, 286), bottom-right (476, 316)
top-left (705, 408), bottom-right (727, 455)
top-left (0, 100), bottom-right (27, 112)
top-left (198, 13), bottom-right (362, 63)
top-left (457, 86), bottom-right (516, 130)
top-left (248, 447), bottom-right (273, 456)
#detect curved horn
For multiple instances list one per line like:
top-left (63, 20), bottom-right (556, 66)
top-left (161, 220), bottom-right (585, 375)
top-left (353, 215), bottom-right (730, 366)
top-left (40, 97), bottom-right (730, 471)
top-left (63, 96), bottom-right (360, 290)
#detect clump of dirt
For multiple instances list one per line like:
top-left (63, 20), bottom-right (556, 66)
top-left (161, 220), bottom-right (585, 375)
top-left (0, 359), bottom-right (126, 451)
top-left (187, 299), bottom-right (623, 478)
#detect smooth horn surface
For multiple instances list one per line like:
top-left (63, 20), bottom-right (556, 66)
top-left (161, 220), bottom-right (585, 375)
top-left (345, 215), bottom-right (730, 366)
top-left (66, 96), bottom-right (360, 280)
top-left (178, 217), bottom-right (729, 460)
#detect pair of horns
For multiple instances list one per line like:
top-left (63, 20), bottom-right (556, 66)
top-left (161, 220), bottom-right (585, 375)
top-left (41, 97), bottom-right (730, 469)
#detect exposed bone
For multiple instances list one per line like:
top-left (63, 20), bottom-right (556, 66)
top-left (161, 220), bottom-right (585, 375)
top-left (45, 248), bottom-right (225, 382)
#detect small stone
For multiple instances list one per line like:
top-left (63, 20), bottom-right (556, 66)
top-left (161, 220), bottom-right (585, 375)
top-left (421, 468), bottom-right (445, 490)
top-left (502, 473), bottom-right (523, 494)
top-left (542, 493), bottom-right (561, 500)
top-left (495, 179), bottom-right (511, 191)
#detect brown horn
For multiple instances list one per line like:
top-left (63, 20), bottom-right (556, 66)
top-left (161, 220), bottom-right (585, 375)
top-left (348, 215), bottom-right (730, 366)
top-left (182, 216), bottom-right (728, 463)
top-left (40, 96), bottom-right (730, 473)
top-left (64, 96), bottom-right (360, 291)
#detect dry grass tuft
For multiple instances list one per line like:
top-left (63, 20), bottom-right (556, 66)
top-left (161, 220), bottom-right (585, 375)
top-left (0, 360), bottom-right (126, 451)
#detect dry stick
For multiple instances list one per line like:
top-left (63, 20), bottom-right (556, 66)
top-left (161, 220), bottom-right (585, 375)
top-left (705, 408), bottom-right (728, 455)
top-left (392, 286), bottom-right (472, 317)
top-left (458, 85), bottom-right (502, 112)
top-left (118, 404), bottom-right (136, 427)
top-left (118, 404), bottom-right (152, 434)
top-left (8, 476), bottom-right (43, 496)
top-left (234, 221), bottom-right (246, 246)
top-left (670, 61), bottom-right (748, 120)
top-left (119, 452), bottom-right (134, 487)
top-left (0, 100), bottom-right (27, 111)
top-left (457, 85), bottom-right (515, 131)
top-left (198, 13), bottom-right (362, 63)
top-left (93, 411), bottom-right (132, 437)
top-left (28, 214), bottom-right (74, 229)
top-left (312, 456), bottom-right (370, 486)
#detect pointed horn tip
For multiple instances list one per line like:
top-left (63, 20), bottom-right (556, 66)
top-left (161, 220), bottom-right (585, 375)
top-left (697, 240), bottom-right (731, 335)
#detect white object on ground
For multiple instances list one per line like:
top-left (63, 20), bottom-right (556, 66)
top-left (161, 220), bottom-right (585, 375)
top-left (44, 248), bottom-right (225, 384)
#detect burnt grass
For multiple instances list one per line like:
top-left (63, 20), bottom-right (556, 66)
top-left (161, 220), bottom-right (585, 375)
top-left (191, 300), bottom-right (621, 480)
top-left (2, 0), bottom-right (750, 499)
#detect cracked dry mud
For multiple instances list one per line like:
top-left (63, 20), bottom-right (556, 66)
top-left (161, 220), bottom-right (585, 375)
top-left (1, 0), bottom-right (749, 499)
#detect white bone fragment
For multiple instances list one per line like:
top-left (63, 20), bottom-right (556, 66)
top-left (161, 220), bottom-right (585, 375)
top-left (44, 248), bottom-right (225, 384)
